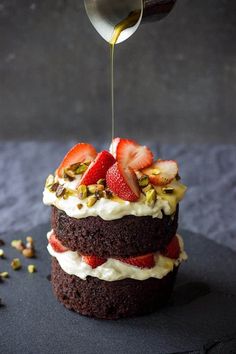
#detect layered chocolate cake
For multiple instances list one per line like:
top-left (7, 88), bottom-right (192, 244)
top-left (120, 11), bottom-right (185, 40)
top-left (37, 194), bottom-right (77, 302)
top-left (43, 138), bottom-right (187, 319)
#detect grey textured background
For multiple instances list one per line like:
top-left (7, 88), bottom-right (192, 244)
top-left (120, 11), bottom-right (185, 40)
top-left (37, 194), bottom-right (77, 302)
top-left (0, 0), bottom-right (236, 143)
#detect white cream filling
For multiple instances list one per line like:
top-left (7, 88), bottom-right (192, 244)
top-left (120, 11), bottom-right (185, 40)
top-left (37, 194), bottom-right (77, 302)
top-left (43, 176), bottom-right (172, 220)
top-left (47, 231), bottom-right (187, 281)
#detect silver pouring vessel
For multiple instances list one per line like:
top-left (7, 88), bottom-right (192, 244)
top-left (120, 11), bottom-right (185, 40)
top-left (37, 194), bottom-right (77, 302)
top-left (84, 0), bottom-right (177, 44)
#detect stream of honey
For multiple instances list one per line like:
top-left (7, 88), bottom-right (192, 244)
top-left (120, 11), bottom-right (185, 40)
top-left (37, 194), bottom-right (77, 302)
top-left (109, 10), bottom-right (141, 152)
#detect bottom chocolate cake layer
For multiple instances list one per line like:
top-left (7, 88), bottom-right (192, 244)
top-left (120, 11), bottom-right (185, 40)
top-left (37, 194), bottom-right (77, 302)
top-left (51, 258), bottom-right (178, 320)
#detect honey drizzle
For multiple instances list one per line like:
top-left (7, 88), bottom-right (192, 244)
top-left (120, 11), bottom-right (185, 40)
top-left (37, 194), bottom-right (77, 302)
top-left (109, 10), bottom-right (141, 153)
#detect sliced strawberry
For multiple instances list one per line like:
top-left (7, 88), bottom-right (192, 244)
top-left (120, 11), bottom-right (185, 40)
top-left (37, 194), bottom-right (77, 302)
top-left (142, 159), bottom-right (178, 186)
top-left (82, 255), bottom-right (107, 268)
top-left (80, 150), bottom-right (115, 185)
top-left (116, 139), bottom-right (153, 170)
top-left (57, 143), bottom-right (97, 177)
top-left (106, 162), bottom-right (140, 202)
top-left (162, 235), bottom-right (180, 259)
top-left (109, 137), bottom-right (121, 158)
top-left (118, 253), bottom-right (155, 269)
top-left (49, 232), bottom-right (69, 253)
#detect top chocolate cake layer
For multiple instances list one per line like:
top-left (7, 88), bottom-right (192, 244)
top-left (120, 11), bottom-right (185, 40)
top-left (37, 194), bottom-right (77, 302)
top-left (51, 206), bottom-right (178, 257)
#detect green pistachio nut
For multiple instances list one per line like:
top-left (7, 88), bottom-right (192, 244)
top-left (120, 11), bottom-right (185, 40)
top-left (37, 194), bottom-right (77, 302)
top-left (146, 189), bottom-right (157, 206)
top-left (77, 185), bottom-right (87, 200)
top-left (75, 164), bottom-right (88, 175)
top-left (86, 196), bottom-right (97, 207)
top-left (142, 183), bottom-right (153, 194)
top-left (45, 175), bottom-right (54, 188)
top-left (87, 184), bottom-right (97, 194)
top-left (138, 175), bottom-right (150, 187)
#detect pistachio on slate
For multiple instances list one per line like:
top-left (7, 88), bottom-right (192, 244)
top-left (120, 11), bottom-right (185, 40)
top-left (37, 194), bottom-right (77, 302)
top-left (11, 258), bottom-right (21, 270)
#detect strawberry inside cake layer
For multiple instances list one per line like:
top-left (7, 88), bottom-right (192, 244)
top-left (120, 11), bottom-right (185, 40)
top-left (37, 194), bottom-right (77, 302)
top-left (47, 230), bottom-right (187, 281)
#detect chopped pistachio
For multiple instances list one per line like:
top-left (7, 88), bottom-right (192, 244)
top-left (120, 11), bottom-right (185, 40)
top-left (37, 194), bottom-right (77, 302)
top-left (162, 187), bottom-right (175, 194)
top-left (96, 184), bottom-right (105, 192)
top-left (45, 175), bottom-right (54, 188)
top-left (0, 272), bottom-right (9, 278)
top-left (56, 185), bottom-right (66, 198)
top-left (138, 175), bottom-right (150, 187)
top-left (62, 189), bottom-right (75, 200)
top-left (28, 264), bottom-right (36, 273)
top-left (22, 248), bottom-right (35, 258)
top-left (77, 203), bottom-right (83, 210)
top-left (87, 196), bottom-right (97, 207)
top-left (104, 189), bottom-right (113, 199)
top-left (83, 160), bottom-right (91, 166)
top-left (75, 163), bottom-right (88, 175)
top-left (142, 184), bottom-right (153, 194)
top-left (11, 240), bottom-right (25, 252)
top-left (0, 249), bottom-right (4, 258)
top-left (87, 184), bottom-right (97, 194)
top-left (67, 162), bottom-right (80, 171)
top-left (63, 169), bottom-right (75, 180)
top-left (95, 191), bottom-right (101, 200)
top-left (26, 236), bottom-right (34, 249)
top-left (97, 178), bottom-right (106, 186)
top-left (145, 189), bottom-right (157, 206)
top-left (26, 236), bottom-right (33, 244)
top-left (77, 185), bottom-right (87, 200)
top-left (11, 258), bottom-right (21, 270)
top-left (151, 168), bottom-right (160, 175)
top-left (50, 182), bottom-right (59, 192)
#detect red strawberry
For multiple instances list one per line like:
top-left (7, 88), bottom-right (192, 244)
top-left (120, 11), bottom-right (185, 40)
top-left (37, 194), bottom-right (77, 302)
top-left (116, 139), bottom-right (153, 170)
top-left (142, 160), bottom-right (178, 186)
top-left (106, 162), bottom-right (140, 202)
top-left (57, 143), bottom-right (97, 177)
top-left (109, 137), bottom-right (121, 158)
top-left (162, 235), bottom-right (180, 259)
top-left (82, 255), bottom-right (107, 268)
top-left (49, 232), bottom-right (69, 253)
top-left (118, 253), bottom-right (155, 269)
top-left (80, 150), bottom-right (115, 185)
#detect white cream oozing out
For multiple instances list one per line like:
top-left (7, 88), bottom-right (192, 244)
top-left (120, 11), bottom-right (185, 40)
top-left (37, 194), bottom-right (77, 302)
top-left (47, 231), bottom-right (187, 281)
top-left (43, 175), bottom-right (172, 221)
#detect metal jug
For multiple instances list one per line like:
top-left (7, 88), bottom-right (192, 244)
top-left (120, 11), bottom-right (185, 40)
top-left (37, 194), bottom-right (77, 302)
top-left (84, 0), bottom-right (177, 43)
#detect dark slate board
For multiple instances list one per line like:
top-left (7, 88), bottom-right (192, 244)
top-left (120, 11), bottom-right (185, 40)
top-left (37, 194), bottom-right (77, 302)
top-left (0, 223), bottom-right (236, 354)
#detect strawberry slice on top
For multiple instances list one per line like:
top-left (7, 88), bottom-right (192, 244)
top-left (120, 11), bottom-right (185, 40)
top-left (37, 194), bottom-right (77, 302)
top-left (109, 137), bottom-right (121, 158)
top-left (82, 255), bottom-right (107, 269)
top-left (106, 162), bottom-right (140, 202)
top-left (142, 159), bottom-right (178, 186)
top-left (57, 143), bottom-right (97, 178)
top-left (118, 253), bottom-right (155, 269)
top-left (162, 235), bottom-right (180, 259)
top-left (49, 232), bottom-right (69, 253)
top-left (116, 139), bottom-right (153, 171)
top-left (80, 150), bottom-right (115, 186)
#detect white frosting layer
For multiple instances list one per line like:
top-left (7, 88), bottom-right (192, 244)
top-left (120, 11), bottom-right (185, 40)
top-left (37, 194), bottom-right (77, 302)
top-left (47, 231), bottom-right (187, 281)
top-left (43, 176), bottom-right (172, 220)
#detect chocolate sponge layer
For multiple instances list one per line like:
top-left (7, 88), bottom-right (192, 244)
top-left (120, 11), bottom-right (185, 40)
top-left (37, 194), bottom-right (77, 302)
top-left (51, 257), bottom-right (178, 320)
top-left (51, 206), bottom-right (178, 258)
